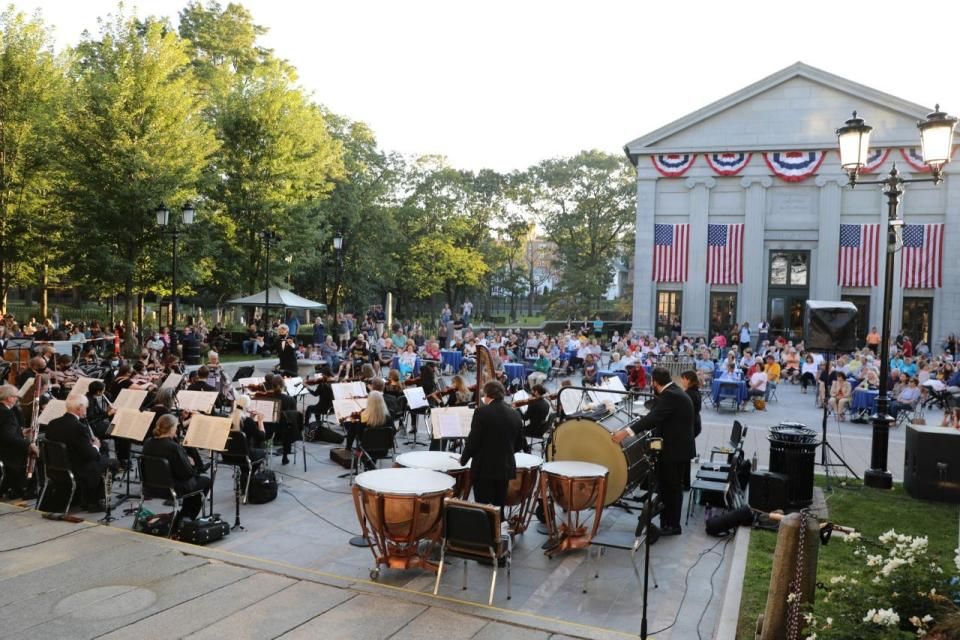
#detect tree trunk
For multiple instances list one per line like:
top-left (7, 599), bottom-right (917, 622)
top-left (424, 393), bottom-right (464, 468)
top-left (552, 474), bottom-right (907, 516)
top-left (39, 263), bottom-right (49, 320)
top-left (123, 280), bottom-right (137, 356)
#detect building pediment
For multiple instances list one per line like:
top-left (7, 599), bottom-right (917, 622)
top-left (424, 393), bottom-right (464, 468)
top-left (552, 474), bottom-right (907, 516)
top-left (624, 62), bottom-right (931, 165)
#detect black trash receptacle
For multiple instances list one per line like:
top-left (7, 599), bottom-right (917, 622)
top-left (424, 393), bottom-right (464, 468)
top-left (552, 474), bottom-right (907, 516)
top-left (184, 342), bottom-right (202, 365)
top-left (767, 423), bottom-right (819, 507)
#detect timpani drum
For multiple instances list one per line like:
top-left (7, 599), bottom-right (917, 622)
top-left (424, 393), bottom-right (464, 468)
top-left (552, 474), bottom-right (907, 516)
top-left (352, 468), bottom-right (455, 579)
top-left (539, 460), bottom-right (608, 556)
top-left (394, 451), bottom-right (472, 499)
top-left (547, 417), bottom-right (649, 506)
top-left (504, 452), bottom-right (543, 534)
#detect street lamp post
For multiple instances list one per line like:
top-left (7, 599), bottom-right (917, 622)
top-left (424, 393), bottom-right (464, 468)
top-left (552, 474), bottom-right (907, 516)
top-left (331, 231), bottom-right (344, 323)
top-left (260, 231), bottom-right (281, 333)
top-left (156, 202), bottom-right (195, 338)
top-left (836, 106), bottom-right (957, 489)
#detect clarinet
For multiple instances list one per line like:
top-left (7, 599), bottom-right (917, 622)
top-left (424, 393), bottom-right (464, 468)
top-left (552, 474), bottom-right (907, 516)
top-left (24, 373), bottom-right (42, 479)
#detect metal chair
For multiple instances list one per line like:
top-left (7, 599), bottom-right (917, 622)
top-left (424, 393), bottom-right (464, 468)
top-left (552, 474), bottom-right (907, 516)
top-left (349, 427), bottom-right (395, 482)
top-left (281, 410), bottom-right (307, 472)
top-left (135, 455), bottom-right (206, 537)
top-left (687, 454), bottom-right (741, 525)
top-left (218, 431), bottom-right (265, 504)
top-left (765, 380), bottom-right (778, 402)
top-left (37, 440), bottom-right (76, 513)
top-left (715, 381), bottom-right (741, 412)
top-left (896, 401), bottom-right (924, 427)
top-left (433, 498), bottom-right (512, 606)
top-left (583, 496), bottom-right (659, 594)
top-left (710, 421), bottom-right (744, 462)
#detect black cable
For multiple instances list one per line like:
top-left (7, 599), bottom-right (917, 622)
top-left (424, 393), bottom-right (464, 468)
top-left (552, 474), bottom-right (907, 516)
top-left (696, 535), bottom-right (734, 640)
top-left (647, 535), bottom-right (729, 636)
top-left (275, 469), bottom-right (353, 496)
top-left (280, 486), bottom-right (359, 537)
top-left (0, 527), bottom-right (87, 552)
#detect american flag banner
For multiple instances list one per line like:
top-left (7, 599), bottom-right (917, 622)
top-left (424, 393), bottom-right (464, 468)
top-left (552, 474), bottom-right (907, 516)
top-left (652, 223), bottom-right (689, 282)
top-left (706, 223), bottom-right (744, 284)
top-left (838, 223), bottom-right (879, 287)
top-left (900, 223), bottom-right (944, 288)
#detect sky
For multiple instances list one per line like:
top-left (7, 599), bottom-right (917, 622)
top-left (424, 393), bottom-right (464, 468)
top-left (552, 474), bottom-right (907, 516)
top-left (13, 0), bottom-right (960, 172)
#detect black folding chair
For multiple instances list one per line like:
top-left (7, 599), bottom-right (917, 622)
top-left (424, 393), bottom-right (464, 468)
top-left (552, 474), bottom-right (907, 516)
top-left (219, 431), bottom-right (265, 504)
top-left (37, 440), bottom-right (76, 514)
top-left (281, 410), bottom-right (307, 472)
top-left (584, 495), bottom-right (659, 594)
top-left (433, 498), bottom-right (512, 605)
top-left (350, 427), bottom-right (395, 482)
top-left (134, 455), bottom-right (206, 537)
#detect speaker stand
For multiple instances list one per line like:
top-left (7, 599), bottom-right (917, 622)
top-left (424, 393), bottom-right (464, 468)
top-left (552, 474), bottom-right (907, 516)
top-left (816, 354), bottom-right (860, 491)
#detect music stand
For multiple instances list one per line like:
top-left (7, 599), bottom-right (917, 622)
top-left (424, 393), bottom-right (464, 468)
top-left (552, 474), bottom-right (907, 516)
top-left (429, 406), bottom-right (474, 450)
top-left (107, 408), bottom-right (155, 517)
top-left (403, 386), bottom-right (431, 447)
top-left (816, 354), bottom-right (861, 490)
top-left (183, 414), bottom-right (231, 515)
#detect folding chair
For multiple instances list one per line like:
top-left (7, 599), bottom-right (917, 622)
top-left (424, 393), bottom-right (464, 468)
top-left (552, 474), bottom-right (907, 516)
top-left (765, 380), bottom-right (778, 403)
top-left (37, 440), bottom-right (77, 513)
top-left (896, 401), bottom-right (924, 428)
top-left (686, 458), bottom-right (738, 525)
top-left (349, 427), bottom-right (395, 482)
top-left (710, 421), bottom-right (744, 462)
top-left (433, 498), bottom-right (512, 606)
top-left (135, 455), bottom-right (206, 537)
top-left (281, 410), bottom-right (308, 472)
top-left (218, 431), bottom-right (265, 504)
top-left (715, 381), bottom-right (741, 412)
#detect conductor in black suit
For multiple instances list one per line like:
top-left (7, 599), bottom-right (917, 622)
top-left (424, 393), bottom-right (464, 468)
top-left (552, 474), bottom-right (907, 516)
top-left (142, 414), bottom-right (211, 522)
top-left (460, 381), bottom-right (523, 508)
top-left (612, 367), bottom-right (694, 536)
top-left (0, 384), bottom-right (36, 496)
top-left (45, 394), bottom-right (119, 510)
top-left (275, 324), bottom-right (299, 377)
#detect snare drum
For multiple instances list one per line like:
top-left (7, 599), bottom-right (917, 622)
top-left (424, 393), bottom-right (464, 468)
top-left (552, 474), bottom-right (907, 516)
top-left (395, 451), bottom-right (471, 499)
top-left (547, 417), bottom-right (649, 506)
top-left (539, 460), bottom-right (608, 555)
top-left (504, 452), bottom-right (543, 534)
top-left (352, 468), bottom-right (455, 578)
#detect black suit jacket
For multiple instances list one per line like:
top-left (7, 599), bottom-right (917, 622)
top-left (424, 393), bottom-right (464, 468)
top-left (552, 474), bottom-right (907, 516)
top-left (460, 399), bottom-right (522, 480)
top-left (45, 413), bottom-right (100, 476)
top-left (633, 383), bottom-right (695, 462)
top-left (276, 340), bottom-right (298, 375)
top-left (142, 437), bottom-right (196, 485)
top-left (0, 403), bottom-right (28, 467)
top-left (524, 397), bottom-right (551, 437)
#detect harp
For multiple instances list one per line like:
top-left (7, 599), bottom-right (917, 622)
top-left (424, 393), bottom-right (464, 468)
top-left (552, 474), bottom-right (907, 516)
top-left (475, 344), bottom-right (495, 405)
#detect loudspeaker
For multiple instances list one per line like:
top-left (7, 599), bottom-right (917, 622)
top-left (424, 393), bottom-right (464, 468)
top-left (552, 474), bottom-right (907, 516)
top-left (749, 471), bottom-right (789, 512)
top-left (803, 300), bottom-right (858, 353)
top-left (904, 425), bottom-right (960, 503)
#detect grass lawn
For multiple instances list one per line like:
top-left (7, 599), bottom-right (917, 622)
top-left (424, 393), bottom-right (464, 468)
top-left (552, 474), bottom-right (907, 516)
top-left (736, 477), bottom-right (960, 639)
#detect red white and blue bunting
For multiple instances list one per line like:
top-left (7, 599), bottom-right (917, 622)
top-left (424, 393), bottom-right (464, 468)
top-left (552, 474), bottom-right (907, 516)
top-left (859, 148), bottom-right (890, 174)
top-left (704, 152), bottom-right (752, 176)
top-left (651, 153), bottom-right (696, 177)
top-left (899, 147), bottom-right (930, 172)
top-left (762, 151), bottom-right (826, 182)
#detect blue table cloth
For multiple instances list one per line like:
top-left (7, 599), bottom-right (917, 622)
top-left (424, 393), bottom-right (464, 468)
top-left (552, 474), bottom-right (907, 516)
top-left (504, 362), bottom-right (525, 382)
top-left (390, 355), bottom-right (421, 376)
top-left (598, 369), bottom-right (628, 386)
top-left (711, 379), bottom-right (748, 407)
top-left (560, 350), bottom-right (577, 362)
top-left (851, 388), bottom-right (878, 413)
top-left (440, 349), bottom-right (463, 372)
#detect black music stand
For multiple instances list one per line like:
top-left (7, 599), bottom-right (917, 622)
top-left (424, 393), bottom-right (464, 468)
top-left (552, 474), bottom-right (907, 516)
top-left (106, 409), bottom-right (154, 517)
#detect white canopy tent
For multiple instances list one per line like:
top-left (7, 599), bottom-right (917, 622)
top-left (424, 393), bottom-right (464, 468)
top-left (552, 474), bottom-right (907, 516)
top-left (226, 286), bottom-right (327, 310)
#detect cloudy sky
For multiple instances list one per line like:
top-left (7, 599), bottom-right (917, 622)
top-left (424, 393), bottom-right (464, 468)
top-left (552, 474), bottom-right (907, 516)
top-left (16, 0), bottom-right (960, 171)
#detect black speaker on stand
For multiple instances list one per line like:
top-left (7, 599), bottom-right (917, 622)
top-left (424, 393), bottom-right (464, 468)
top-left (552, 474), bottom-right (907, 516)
top-left (904, 425), bottom-right (960, 502)
top-left (803, 301), bottom-right (861, 485)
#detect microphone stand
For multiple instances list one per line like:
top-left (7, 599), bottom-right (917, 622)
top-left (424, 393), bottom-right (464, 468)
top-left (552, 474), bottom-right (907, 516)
top-left (640, 446), bottom-right (659, 640)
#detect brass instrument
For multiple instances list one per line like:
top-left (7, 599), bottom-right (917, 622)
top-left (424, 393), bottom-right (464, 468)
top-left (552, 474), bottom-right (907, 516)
top-left (25, 373), bottom-right (42, 479)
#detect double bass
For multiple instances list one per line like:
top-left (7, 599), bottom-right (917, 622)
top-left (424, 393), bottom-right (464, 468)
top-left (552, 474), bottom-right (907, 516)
top-left (24, 373), bottom-right (42, 478)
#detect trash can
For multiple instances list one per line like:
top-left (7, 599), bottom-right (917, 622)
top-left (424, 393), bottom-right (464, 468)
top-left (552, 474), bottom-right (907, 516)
top-left (767, 423), bottom-right (819, 507)
top-left (184, 342), bottom-right (202, 365)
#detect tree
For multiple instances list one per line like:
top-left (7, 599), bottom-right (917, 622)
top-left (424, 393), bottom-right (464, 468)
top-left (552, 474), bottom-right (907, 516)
top-left (518, 150), bottom-right (635, 315)
top-left (0, 8), bottom-right (66, 313)
top-left (58, 11), bottom-right (217, 349)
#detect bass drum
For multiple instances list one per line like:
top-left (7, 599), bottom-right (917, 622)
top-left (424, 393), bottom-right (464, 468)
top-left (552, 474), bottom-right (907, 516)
top-left (546, 417), bottom-right (649, 506)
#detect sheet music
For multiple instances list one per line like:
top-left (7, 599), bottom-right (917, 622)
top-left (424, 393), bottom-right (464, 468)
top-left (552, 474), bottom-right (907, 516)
top-left (113, 388), bottom-right (148, 411)
top-left (183, 414), bottom-right (232, 451)
top-left (559, 389), bottom-right (584, 417)
top-left (429, 406), bottom-right (474, 439)
top-left (176, 390), bottom-right (218, 413)
top-left (332, 381), bottom-right (368, 400)
top-left (512, 390), bottom-right (529, 414)
top-left (237, 376), bottom-right (265, 389)
top-left (403, 386), bottom-right (429, 410)
top-left (71, 376), bottom-right (95, 396)
top-left (249, 398), bottom-right (281, 422)
top-left (38, 399), bottom-right (66, 425)
top-left (160, 373), bottom-right (183, 391)
top-left (332, 398), bottom-right (367, 421)
top-left (284, 376), bottom-right (306, 397)
top-left (108, 408), bottom-right (154, 442)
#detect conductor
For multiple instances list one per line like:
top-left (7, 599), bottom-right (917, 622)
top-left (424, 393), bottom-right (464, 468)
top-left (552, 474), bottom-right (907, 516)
top-left (612, 367), bottom-right (694, 536)
top-left (460, 380), bottom-right (523, 509)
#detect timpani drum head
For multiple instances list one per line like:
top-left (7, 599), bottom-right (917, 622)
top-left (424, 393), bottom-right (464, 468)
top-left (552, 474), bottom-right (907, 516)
top-left (355, 468), bottom-right (455, 494)
top-left (547, 418), bottom-right (630, 506)
top-left (541, 460), bottom-right (608, 478)
top-left (395, 451), bottom-right (468, 473)
top-left (514, 452), bottom-right (544, 469)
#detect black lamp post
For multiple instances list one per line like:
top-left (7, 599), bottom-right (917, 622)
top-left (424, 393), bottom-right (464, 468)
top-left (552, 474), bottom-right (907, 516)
top-left (331, 231), bottom-right (344, 322)
top-left (260, 230), bottom-right (281, 333)
top-left (156, 202), bottom-right (195, 338)
top-left (837, 106), bottom-right (957, 489)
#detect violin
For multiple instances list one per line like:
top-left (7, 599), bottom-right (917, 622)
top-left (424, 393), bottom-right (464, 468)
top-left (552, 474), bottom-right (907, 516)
top-left (304, 374), bottom-right (338, 386)
top-left (512, 392), bottom-right (557, 409)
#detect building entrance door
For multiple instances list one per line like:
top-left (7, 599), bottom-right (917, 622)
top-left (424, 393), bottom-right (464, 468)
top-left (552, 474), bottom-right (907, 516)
top-left (767, 250), bottom-right (810, 342)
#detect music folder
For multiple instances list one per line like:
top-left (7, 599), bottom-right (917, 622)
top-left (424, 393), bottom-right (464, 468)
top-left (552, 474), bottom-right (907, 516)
top-left (37, 399), bottom-right (67, 425)
top-left (284, 376), bottom-right (306, 397)
top-left (113, 388), bottom-right (149, 411)
top-left (17, 376), bottom-right (34, 400)
top-left (248, 398), bottom-right (281, 422)
top-left (332, 381), bottom-right (367, 400)
top-left (183, 414), bottom-right (232, 451)
top-left (108, 408), bottom-right (154, 442)
top-left (430, 406), bottom-right (474, 439)
top-left (332, 398), bottom-right (367, 421)
top-left (403, 386), bottom-right (429, 410)
top-left (71, 376), bottom-right (96, 397)
top-left (176, 390), bottom-right (218, 414)
top-left (160, 373), bottom-right (183, 391)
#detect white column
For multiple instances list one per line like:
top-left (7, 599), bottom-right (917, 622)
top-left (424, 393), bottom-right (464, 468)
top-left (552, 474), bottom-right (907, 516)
top-left (683, 176), bottom-right (715, 336)
top-left (631, 177), bottom-right (657, 334)
top-left (739, 176), bottom-right (772, 324)
top-left (814, 175), bottom-right (844, 301)
top-left (937, 172), bottom-right (960, 345)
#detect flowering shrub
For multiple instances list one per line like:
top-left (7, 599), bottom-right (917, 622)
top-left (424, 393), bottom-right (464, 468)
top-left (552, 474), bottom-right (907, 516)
top-left (802, 529), bottom-right (958, 639)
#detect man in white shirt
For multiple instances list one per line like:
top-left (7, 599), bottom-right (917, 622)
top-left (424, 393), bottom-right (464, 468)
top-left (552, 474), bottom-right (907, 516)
top-left (739, 323), bottom-right (752, 352)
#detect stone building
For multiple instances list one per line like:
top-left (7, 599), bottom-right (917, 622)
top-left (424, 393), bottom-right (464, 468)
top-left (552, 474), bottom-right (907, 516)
top-left (624, 62), bottom-right (959, 346)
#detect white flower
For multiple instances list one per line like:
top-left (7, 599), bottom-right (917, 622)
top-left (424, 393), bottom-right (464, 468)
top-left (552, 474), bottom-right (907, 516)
top-left (803, 613), bottom-right (815, 624)
top-left (910, 616), bottom-right (922, 627)
top-left (922, 615), bottom-right (933, 623)
top-left (874, 608), bottom-right (900, 627)
top-left (804, 634), bottom-right (817, 640)
top-left (787, 592), bottom-right (798, 603)
top-left (864, 609), bottom-right (877, 623)
top-left (867, 554), bottom-right (883, 567)
top-left (825, 617), bottom-right (833, 627)
top-left (879, 529), bottom-right (898, 544)
top-left (829, 575), bottom-right (846, 584)
top-left (843, 531), bottom-right (861, 543)
top-left (881, 557), bottom-right (907, 576)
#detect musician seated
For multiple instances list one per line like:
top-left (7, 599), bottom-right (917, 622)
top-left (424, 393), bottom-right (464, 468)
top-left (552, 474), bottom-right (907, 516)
top-left (187, 366), bottom-right (217, 392)
top-left (85, 380), bottom-right (116, 451)
top-left (142, 415), bottom-right (211, 525)
top-left (345, 391), bottom-right (394, 458)
top-left (263, 376), bottom-right (298, 465)
top-left (444, 375), bottom-right (473, 407)
top-left (304, 366), bottom-right (335, 426)
top-left (16, 356), bottom-right (52, 391)
top-left (130, 361), bottom-right (158, 390)
top-left (230, 395), bottom-right (268, 461)
top-left (45, 394), bottom-right (119, 511)
top-left (0, 384), bottom-right (37, 498)
top-left (522, 384), bottom-right (551, 440)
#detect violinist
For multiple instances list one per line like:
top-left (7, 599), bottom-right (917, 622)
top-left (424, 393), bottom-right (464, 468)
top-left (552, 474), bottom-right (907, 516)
top-left (408, 362), bottom-right (438, 436)
top-left (432, 375), bottom-right (472, 407)
top-left (16, 357), bottom-right (51, 390)
top-left (344, 390), bottom-right (393, 454)
top-left (224, 395), bottom-right (267, 488)
top-left (274, 324), bottom-right (299, 377)
top-left (521, 384), bottom-right (551, 440)
top-left (151, 387), bottom-right (206, 470)
top-left (303, 365), bottom-right (335, 427)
